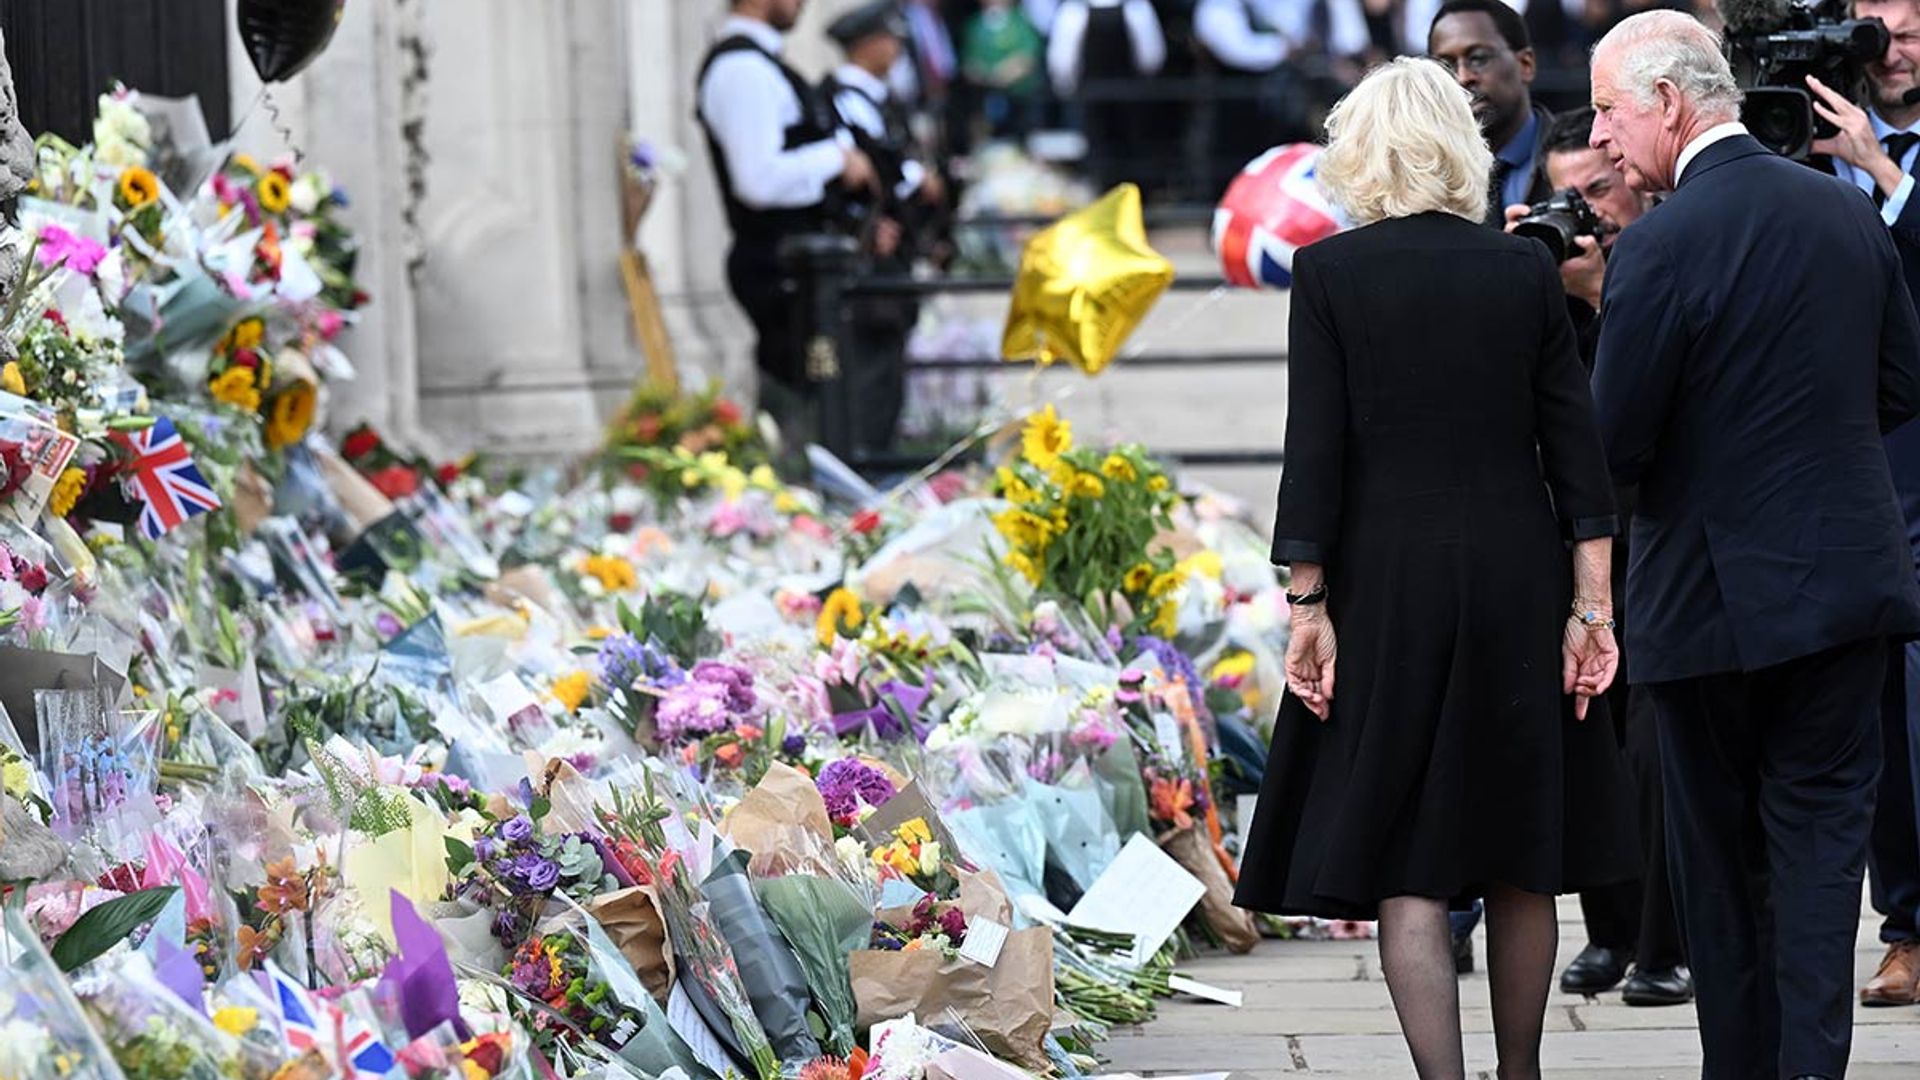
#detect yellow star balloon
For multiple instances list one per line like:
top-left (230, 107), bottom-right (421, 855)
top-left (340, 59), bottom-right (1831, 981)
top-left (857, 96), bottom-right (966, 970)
top-left (1001, 183), bottom-right (1176, 376)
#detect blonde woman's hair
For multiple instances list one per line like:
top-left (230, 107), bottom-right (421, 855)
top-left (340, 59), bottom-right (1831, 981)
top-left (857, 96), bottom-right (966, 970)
top-left (1317, 57), bottom-right (1494, 226)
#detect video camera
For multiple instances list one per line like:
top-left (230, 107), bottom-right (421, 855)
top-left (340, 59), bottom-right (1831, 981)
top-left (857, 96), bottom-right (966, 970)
top-left (1720, 0), bottom-right (1891, 159)
top-left (1513, 189), bottom-right (1606, 263)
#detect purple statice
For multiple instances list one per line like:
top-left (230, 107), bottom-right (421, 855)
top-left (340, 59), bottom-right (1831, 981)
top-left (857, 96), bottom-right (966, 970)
top-left (653, 679), bottom-right (733, 744)
top-left (688, 660), bottom-right (762, 717)
top-left (596, 633), bottom-right (684, 693)
top-left (1129, 634), bottom-right (1213, 723)
top-left (815, 758), bottom-right (897, 825)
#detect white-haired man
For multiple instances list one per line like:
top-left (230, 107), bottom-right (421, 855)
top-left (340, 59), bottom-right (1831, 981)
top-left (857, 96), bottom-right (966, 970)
top-left (1588, 11), bottom-right (1920, 1079)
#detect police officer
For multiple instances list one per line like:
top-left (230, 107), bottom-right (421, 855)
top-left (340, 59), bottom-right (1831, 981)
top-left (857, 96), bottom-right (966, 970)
top-left (696, 0), bottom-right (878, 445)
top-left (822, 1), bottom-right (945, 461)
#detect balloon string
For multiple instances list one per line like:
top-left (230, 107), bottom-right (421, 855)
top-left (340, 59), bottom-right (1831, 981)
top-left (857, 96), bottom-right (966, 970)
top-left (224, 84), bottom-right (305, 165)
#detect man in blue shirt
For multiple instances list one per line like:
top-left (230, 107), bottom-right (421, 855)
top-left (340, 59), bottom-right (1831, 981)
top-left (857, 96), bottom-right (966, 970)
top-left (1802, 0), bottom-right (1920, 1012)
top-left (1429, 0), bottom-right (1554, 227)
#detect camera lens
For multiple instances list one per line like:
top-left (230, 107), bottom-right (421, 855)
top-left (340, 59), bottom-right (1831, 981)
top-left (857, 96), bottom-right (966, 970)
top-left (1513, 213), bottom-right (1575, 263)
top-left (1740, 88), bottom-right (1814, 159)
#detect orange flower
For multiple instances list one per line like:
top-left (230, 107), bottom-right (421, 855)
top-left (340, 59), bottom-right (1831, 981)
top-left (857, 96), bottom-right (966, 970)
top-left (257, 857), bottom-right (310, 915)
top-left (235, 924), bottom-right (272, 970)
top-left (1149, 775), bottom-right (1196, 831)
top-left (714, 743), bottom-right (744, 769)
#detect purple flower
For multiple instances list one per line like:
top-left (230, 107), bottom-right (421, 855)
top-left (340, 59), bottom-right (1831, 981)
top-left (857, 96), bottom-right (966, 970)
top-left (597, 633), bottom-right (684, 692)
top-left (1129, 635), bottom-right (1212, 723)
top-left (655, 680), bottom-right (734, 744)
top-left (501, 815), bottom-right (534, 843)
top-left (36, 225), bottom-right (106, 275)
top-left (815, 758), bottom-right (898, 823)
top-left (526, 859), bottom-right (561, 892)
top-left (689, 660), bottom-right (761, 716)
top-left (781, 733), bottom-right (807, 757)
top-left (474, 836), bottom-right (498, 862)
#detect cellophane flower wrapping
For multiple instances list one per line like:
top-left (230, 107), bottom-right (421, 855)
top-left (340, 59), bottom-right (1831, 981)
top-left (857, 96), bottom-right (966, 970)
top-left (698, 849), bottom-right (821, 1063)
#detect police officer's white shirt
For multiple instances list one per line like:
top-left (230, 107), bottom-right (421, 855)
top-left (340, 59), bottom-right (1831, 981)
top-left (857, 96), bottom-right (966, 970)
top-left (1262, 0), bottom-right (1368, 61)
top-left (830, 64), bottom-right (930, 203)
top-left (698, 16), bottom-right (850, 210)
top-left (1026, 0), bottom-right (1063, 34)
top-left (1195, 0), bottom-right (1291, 72)
top-left (1046, 0), bottom-right (1168, 97)
top-left (1832, 109), bottom-right (1920, 227)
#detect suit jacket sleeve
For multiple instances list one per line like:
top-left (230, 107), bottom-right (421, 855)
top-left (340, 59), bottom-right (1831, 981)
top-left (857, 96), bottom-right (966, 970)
top-left (1592, 225), bottom-right (1687, 487)
top-left (1271, 249), bottom-right (1346, 566)
top-left (1876, 224), bottom-right (1920, 435)
top-left (1530, 244), bottom-right (1617, 540)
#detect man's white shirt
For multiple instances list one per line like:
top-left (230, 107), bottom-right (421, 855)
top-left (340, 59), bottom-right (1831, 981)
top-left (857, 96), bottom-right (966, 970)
top-left (697, 16), bottom-right (848, 210)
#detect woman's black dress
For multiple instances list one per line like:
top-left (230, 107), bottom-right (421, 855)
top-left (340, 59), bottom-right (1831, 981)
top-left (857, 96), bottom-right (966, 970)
top-left (1234, 212), bottom-right (1639, 920)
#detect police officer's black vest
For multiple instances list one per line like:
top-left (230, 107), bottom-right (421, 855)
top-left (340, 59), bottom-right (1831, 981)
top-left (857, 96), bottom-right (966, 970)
top-left (820, 74), bottom-right (914, 199)
top-left (1080, 4), bottom-right (1138, 84)
top-left (695, 35), bottom-right (842, 241)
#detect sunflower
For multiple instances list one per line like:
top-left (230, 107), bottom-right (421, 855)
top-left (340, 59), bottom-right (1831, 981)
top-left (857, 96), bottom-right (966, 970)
top-left (1123, 563), bottom-right (1155, 595)
top-left (994, 466), bottom-right (1037, 505)
top-left (48, 466), bottom-right (86, 518)
top-left (209, 367), bottom-right (262, 412)
top-left (229, 153), bottom-right (263, 176)
top-left (0, 362), bottom-right (23, 397)
top-left (1005, 549), bottom-right (1042, 585)
top-left (991, 507), bottom-right (1053, 552)
top-left (1148, 568), bottom-right (1186, 600)
top-left (1151, 600), bottom-right (1180, 638)
top-left (117, 166), bottom-right (160, 209)
top-left (257, 172), bottom-right (292, 215)
top-left (550, 670), bottom-right (592, 714)
top-left (231, 317), bottom-right (266, 351)
top-left (817, 587), bottom-right (865, 647)
top-left (1147, 474), bottom-right (1171, 494)
top-left (1066, 471), bottom-right (1105, 501)
top-left (1020, 404), bottom-right (1072, 469)
top-left (580, 553), bottom-right (638, 593)
top-left (1101, 453), bottom-right (1138, 484)
top-left (264, 381), bottom-right (317, 449)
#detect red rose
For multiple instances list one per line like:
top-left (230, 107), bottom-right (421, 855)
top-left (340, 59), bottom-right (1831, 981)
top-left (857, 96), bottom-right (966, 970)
top-left (16, 561), bottom-right (48, 594)
top-left (232, 348), bottom-right (259, 369)
top-left (609, 512), bottom-right (636, 532)
top-left (850, 509), bottom-right (881, 535)
top-left (341, 428), bottom-right (381, 460)
top-left (42, 309), bottom-right (66, 329)
top-left (631, 415), bottom-right (663, 443)
top-left (626, 463), bottom-right (651, 482)
top-left (712, 398), bottom-right (744, 426)
top-left (464, 1035), bottom-right (507, 1076)
top-left (367, 464), bottom-right (420, 499)
top-left (0, 444), bottom-right (30, 499)
top-left (436, 462), bottom-right (463, 487)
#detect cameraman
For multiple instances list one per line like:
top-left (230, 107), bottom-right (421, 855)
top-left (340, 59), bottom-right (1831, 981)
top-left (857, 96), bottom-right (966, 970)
top-left (1500, 109), bottom-right (1689, 1009)
top-left (1802, 0), bottom-right (1920, 1011)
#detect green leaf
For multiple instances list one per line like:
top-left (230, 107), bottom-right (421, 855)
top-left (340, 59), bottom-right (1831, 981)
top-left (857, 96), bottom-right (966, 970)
top-left (530, 794), bottom-right (552, 822)
top-left (51, 886), bottom-right (180, 972)
top-left (446, 836), bottom-right (476, 875)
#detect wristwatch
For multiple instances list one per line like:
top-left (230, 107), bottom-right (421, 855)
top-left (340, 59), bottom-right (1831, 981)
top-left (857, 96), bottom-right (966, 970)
top-left (1286, 582), bottom-right (1328, 607)
top-left (1571, 607), bottom-right (1616, 631)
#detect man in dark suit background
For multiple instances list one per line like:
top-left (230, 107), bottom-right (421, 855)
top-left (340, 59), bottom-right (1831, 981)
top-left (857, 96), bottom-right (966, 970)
top-left (1802, 0), bottom-right (1920, 1010)
top-left (1588, 11), bottom-right (1920, 1079)
top-left (1429, 0), bottom-right (1555, 227)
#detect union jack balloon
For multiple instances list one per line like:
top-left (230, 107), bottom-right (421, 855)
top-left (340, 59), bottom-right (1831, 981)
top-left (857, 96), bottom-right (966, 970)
top-left (1212, 143), bottom-right (1349, 290)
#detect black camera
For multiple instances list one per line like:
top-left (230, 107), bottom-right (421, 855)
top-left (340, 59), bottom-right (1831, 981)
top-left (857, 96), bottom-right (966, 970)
top-left (1513, 189), bottom-right (1605, 263)
top-left (1722, 0), bottom-right (1890, 159)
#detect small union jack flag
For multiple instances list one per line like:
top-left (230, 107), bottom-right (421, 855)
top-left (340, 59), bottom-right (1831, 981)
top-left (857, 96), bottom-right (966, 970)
top-left (1212, 143), bottom-right (1347, 290)
top-left (110, 416), bottom-right (222, 540)
top-left (266, 962), bottom-right (321, 1055)
top-left (337, 1010), bottom-right (395, 1080)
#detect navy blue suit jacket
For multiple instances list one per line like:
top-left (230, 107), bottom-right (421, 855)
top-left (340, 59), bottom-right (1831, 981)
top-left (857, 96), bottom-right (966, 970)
top-left (1593, 133), bottom-right (1920, 683)
top-left (1889, 186), bottom-right (1920, 568)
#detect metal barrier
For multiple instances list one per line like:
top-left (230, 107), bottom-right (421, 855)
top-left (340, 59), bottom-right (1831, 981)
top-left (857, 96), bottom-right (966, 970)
top-left (782, 232), bottom-right (1287, 475)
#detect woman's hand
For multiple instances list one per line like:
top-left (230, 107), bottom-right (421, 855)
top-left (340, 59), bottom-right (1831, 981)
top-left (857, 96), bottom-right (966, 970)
top-left (1562, 615), bottom-right (1619, 721)
top-left (1287, 608), bottom-right (1338, 720)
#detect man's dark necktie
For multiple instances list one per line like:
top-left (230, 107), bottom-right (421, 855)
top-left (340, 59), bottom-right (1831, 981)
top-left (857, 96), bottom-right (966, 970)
top-left (1876, 132), bottom-right (1920, 208)
top-left (1485, 159), bottom-right (1515, 226)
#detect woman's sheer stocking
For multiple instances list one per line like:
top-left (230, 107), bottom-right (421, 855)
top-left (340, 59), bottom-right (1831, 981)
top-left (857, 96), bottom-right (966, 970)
top-left (1378, 895), bottom-right (1466, 1080)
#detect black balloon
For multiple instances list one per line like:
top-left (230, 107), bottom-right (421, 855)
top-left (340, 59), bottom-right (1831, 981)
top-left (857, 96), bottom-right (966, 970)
top-left (239, 0), bottom-right (346, 84)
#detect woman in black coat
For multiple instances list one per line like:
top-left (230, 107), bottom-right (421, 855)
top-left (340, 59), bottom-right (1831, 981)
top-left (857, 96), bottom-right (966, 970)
top-left (1233, 58), bottom-right (1638, 1079)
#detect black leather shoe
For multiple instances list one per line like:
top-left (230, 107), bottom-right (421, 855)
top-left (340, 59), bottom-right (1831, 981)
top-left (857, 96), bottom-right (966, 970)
top-left (1452, 932), bottom-right (1474, 975)
top-left (1560, 944), bottom-right (1631, 994)
top-left (1622, 965), bottom-right (1693, 1006)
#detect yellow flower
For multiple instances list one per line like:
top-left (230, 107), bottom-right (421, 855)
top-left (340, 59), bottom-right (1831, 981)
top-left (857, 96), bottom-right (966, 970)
top-left (994, 466), bottom-right (1037, 505)
top-left (118, 166), bottom-right (160, 209)
top-left (749, 464), bottom-right (779, 490)
top-left (680, 469), bottom-right (701, 489)
top-left (581, 553), bottom-right (638, 593)
top-left (265, 381), bottom-right (317, 450)
top-left (1181, 551), bottom-right (1223, 581)
top-left (898, 817), bottom-right (934, 844)
top-left (230, 153), bottom-right (263, 176)
top-left (1101, 453), bottom-right (1138, 484)
top-left (1123, 563), bottom-right (1154, 595)
top-left (0, 362), bottom-right (24, 397)
top-left (584, 625), bottom-right (617, 640)
top-left (1211, 652), bottom-right (1256, 682)
top-left (461, 1062), bottom-right (489, 1080)
top-left (211, 1006), bottom-right (259, 1037)
top-left (1004, 549), bottom-right (1042, 585)
top-left (774, 491), bottom-right (801, 515)
top-left (817, 587), bottom-right (865, 647)
top-left (550, 670), bottom-right (592, 713)
top-left (208, 367), bottom-right (262, 412)
top-left (918, 841), bottom-right (943, 877)
top-left (1147, 475), bottom-right (1171, 494)
top-left (718, 467), bottom-right (748, 501)
top-left (1067, 471), bottom-right (1105, 500)
top-left (48, 466), bottom-right (86, 518)
top-left (257, 172), bottom-right (292, 215)
top-left (2, 758), bottom-right (29, 799)
top-left (991, 508), bottom-right (1054, 552)
top-left (1151, 600), bottom-right (1180, 638)
top-left (232, 318), bottom-right (266, 351)
top-left (1020, 404), bottom-right (1072, 469)
top-left (1148, 569), bottom-right (1186, 600)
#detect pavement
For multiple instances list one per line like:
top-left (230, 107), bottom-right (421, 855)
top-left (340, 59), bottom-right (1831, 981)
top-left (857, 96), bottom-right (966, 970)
top-left (1099, 895), bottom-right (1920, 1078)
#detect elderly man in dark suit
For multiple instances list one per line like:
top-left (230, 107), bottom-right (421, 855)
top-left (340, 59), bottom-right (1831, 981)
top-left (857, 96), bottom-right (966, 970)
top-left (1588, 11), bottom-right (1920, 1080)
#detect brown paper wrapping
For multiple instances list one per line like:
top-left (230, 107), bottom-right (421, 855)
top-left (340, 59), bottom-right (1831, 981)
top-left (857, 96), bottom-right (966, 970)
top-left (485, 565), bottom-right (569, 623)
top-left (231, 462), bottom-right (276, 536)
top-left (588, 885), bottom-right (675, 1003)
top-left (315, 444), bottom-right (395, 530)
top-left (1159, 822), bottom-right (1258, 954)
top-left (850, 926), bottom-right (1056, 1072)
top-left (876, 866), bottom-right (1012, 930)
top-left (723, 761), bottom-right (834, 861)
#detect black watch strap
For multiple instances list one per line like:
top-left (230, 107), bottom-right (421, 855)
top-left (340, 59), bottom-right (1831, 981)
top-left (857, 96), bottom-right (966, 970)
top-left (1286, 582), bottom-right (1328, 606)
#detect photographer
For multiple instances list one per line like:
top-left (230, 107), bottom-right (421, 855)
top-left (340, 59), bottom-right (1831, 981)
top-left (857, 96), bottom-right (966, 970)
top-left (1801, 0), bottom-right (1920, 1012)
top-left (1501, 109), bottom-right (1689, 1010)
